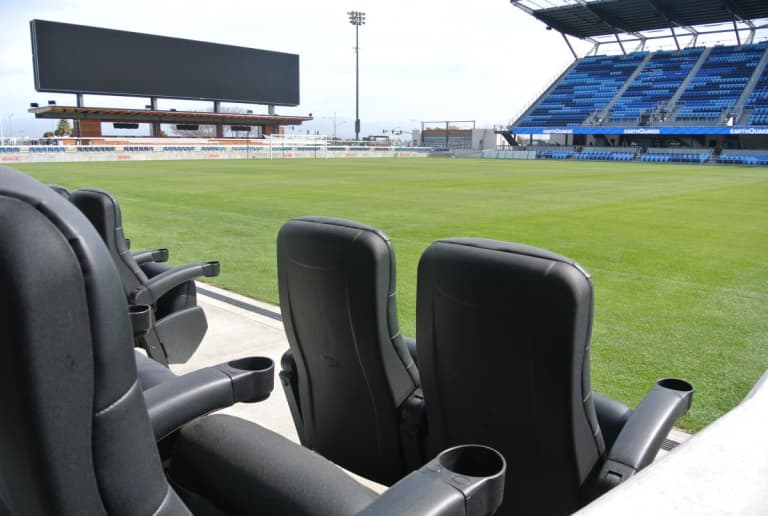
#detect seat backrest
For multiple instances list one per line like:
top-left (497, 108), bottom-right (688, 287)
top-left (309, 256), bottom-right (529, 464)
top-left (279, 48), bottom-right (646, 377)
top-left (69, 188), bottom-right (149, 296)
top-left (277, 216), bottom-right (418, 484)
top-left (0, 168), bottom-right (189, 515)
top-left (417, 238), bottom-right (605, 515)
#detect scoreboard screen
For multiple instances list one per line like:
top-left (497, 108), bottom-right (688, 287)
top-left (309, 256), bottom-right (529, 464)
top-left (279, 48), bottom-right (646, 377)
top-left (30, 19), bottom-right (300, 106)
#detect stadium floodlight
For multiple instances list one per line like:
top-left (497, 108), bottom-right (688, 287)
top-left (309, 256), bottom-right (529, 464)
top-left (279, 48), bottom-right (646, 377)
top-left (348, 10), bottom-right (365, 141)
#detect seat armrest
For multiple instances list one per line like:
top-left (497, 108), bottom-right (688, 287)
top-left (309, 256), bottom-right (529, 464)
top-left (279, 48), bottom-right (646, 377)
top-left (170, 414), bottom-right (379, 516)
top-left (135, 351), bottom-right (178, 390)
top-left (132, 247), bottom-right (169, 265)
top-left (358, 444), bottom-right (506, 516)
top-left (143, 356), bottom-right (274, 441)
top-left (132, 260), bottom-right (219, 305)
top-left (596, 378), bottom-right (694, 493)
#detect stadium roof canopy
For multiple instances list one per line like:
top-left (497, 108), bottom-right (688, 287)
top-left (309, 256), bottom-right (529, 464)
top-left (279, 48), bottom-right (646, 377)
top-left (511, 0), bottom-right (768, 54)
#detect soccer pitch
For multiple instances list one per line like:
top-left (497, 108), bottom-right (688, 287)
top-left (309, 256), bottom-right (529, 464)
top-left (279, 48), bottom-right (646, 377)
top-left (14, 158), bottom-right (768, 431)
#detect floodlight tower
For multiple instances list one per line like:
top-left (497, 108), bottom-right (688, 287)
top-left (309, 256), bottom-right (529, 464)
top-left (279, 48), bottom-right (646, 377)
top-left (348, 10), bottom-right (365, 141)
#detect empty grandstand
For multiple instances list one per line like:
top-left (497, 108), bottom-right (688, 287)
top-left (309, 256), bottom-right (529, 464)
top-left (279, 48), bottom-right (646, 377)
top-left (501, 0), bottom-right (768, 164)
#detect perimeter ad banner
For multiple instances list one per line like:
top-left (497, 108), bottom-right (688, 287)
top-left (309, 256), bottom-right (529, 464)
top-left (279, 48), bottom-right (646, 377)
top-left (511, 127), bottom-right (768, 135)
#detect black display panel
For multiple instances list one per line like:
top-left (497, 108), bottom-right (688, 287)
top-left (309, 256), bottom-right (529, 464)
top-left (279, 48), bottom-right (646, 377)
top-left (30, 20), bottom-right (299, 106)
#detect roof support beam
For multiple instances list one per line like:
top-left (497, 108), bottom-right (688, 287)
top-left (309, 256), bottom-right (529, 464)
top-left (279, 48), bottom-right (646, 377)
top-left (671, 26), bottom-right (680, 51)
top-left (562, 32), bottom-right (578, 60)
top-left (614, 33), bottom-right (627, 55)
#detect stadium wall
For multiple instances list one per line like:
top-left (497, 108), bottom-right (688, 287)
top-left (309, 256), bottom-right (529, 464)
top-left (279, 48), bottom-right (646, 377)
top-left (0, 145), bottom-right (431, 164)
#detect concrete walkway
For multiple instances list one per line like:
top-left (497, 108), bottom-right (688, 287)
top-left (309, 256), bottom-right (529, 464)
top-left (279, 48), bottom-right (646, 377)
top-left (171, 284), bottom-right (299, 444)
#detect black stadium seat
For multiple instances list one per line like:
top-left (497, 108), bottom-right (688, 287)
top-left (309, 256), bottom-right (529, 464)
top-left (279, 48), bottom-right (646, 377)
top-left (277, 216), bottom-right (423, 485)
top-left (0, 167), bottom-right (507, 516)
top-left (69, 187), bottom-right (219, 365)
top-left (0, 168), bottom-right (192, 515)
top-left (416, 238), bottom-right (694, 515)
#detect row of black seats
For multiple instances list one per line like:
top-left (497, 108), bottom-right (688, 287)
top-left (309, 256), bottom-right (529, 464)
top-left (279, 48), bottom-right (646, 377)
top-left (277, 216), bottom-right (695, 515)
top-left (50, 184), bottom-right (219, 367)
top-left (0, 168), bottom-right (507, 516)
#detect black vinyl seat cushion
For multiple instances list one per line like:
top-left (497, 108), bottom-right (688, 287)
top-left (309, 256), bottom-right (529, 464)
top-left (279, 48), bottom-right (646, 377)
top-left (277, 216), bottom-right (421, 485)
top-left (417, 238), bottom-right (605, 515)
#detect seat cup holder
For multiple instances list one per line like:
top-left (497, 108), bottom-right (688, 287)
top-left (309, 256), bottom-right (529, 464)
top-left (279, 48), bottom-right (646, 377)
top-left (129, 304), bottom-right (151, 337)
top-left (655, 377), bottom-right (694, 412)
top-left (363, 444), bottom-right (506, 515)
top-left (202, 260), bottom-right (221, 277)
top-left (437, 444), bottom-right (506, 479)
top-left (657, 378), bottom-right (693, 393)
top-left (217, 356), bottom-right (274, 403)
top-left (430, 444), bottom-right (506, 516)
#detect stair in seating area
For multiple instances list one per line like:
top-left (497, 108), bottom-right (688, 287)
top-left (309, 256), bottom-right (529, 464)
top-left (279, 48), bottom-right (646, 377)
top-left (665, 47), bottom-right (712, 113)
top-left (591, 51), bottom-right (654, 125)
top-left (734, 44), bottom-right (768, 114)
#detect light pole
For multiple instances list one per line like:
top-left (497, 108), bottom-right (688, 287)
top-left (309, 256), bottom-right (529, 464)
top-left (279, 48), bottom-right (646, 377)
top-left (348, 10), bottom-right (365, 141)
top-left (8, 113), bottom-right (14, 142)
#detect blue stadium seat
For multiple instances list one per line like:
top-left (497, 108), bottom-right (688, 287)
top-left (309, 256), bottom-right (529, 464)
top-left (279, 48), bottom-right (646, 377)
top-left (519, 52), bottom-right (647, 127)
top-left (608, 47), bottom-right (703, 124)
top-left (676, 43), bottom-right (767, 122)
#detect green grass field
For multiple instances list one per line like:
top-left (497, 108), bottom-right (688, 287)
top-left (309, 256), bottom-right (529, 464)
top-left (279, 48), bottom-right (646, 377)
top-left (14, 158), bottom-right (768, 431)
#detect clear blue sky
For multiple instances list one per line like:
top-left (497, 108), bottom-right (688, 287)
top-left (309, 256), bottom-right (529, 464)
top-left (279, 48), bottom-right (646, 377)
top-left (0, 0), bottom-right (589, 139)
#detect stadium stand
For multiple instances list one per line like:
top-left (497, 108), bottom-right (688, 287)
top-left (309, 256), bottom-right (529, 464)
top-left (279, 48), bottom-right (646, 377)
top-left (76, 146), bottom-right (116, 152)
top-left (744, 66), bottom-right (768, 125)
top-left (162, 146), bottom-right (196, 152)
top-left (536, 149), bottom-right (574, 159)
top-left (674, 42), bottom-right (767, 123)
top-left (28, 146), bottom-right (66, 152)
top-left (717, 149), bottom-right (768, 165)
top-left (641, 151), bottom-right (710, 164)
top-left (574, 149), bottom-right (636, 161)
top-left (516, 43), bottom-right (768, 130)
top-left (519, 52), bottom-right (647, 127)
top-left (607, 48), bottom-right (704, 124)
top-left (503, 1), bottom-right (768, 165)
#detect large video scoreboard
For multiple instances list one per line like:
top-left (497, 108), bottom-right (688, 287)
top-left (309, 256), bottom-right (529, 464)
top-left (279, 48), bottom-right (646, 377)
top-left (30, 19), bottom-right (300, 106)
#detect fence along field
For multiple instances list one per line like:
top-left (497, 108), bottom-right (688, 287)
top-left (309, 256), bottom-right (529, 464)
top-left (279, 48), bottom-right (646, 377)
top-left (14, 157), bottom-right (768, 432)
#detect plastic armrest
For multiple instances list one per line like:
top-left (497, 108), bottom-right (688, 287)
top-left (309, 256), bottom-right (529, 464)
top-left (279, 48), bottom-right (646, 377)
top-left (358, 445), bottom-right (506, 516)
top-left (132, 247), bottom-right (170, 265)
top-left (596, 378), bottom-right (694, 493)
top-left (135, 350), bottom-right (178, 390)
top-left (143, 356), bottom-right (273, 441)
top-left (132, 260), bottom-right (220, 305)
